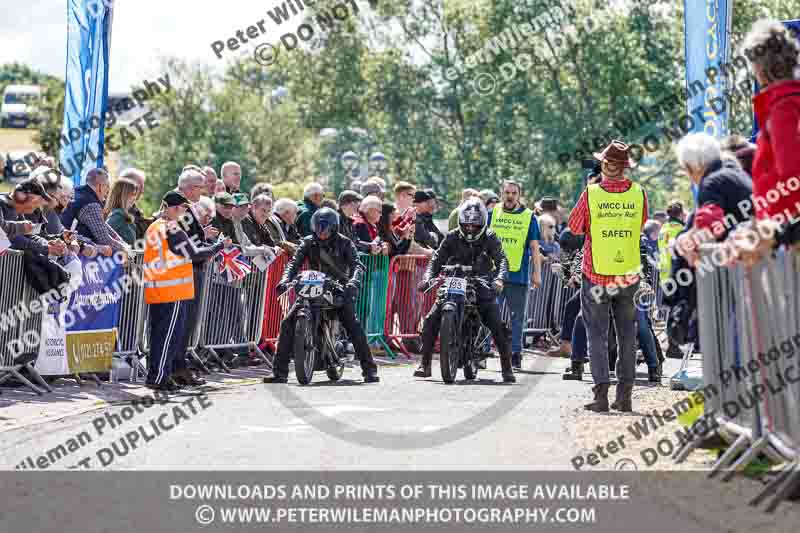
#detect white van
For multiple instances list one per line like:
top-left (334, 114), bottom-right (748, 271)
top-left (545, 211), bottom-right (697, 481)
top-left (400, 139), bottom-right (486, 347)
top-left (1, 85), bottom-right (43, 128)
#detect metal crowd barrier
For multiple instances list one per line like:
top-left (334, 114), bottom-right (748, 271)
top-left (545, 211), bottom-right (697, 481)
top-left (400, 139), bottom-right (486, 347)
top-left (0, 250), bottom-right (51, 394)
top-left (355, 253), bottom-right (393, 356)
top-left (383, 255), bottom-right (435, 357)
top-left (674, 243), bottom-right (800, 511)
top-left (194, 250), bottom-right (272, 371)
top-left (111, 251), bottom-right (147, 382)
top-left (522, 259), bottom-right (575, 346)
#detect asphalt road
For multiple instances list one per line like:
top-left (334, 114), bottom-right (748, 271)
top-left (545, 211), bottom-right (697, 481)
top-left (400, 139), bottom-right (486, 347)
top-left (0, 354), bottom-right (583, 470)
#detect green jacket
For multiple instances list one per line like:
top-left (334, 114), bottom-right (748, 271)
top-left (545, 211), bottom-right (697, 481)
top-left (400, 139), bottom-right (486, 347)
top-left (106, 208), bottom-right (137, 246)
top-left (295, 199), bottom-right (318, 238)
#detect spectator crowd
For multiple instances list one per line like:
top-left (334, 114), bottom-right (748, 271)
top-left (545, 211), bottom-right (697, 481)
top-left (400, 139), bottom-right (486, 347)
top-left (1, 19), bottom-right (799, 405)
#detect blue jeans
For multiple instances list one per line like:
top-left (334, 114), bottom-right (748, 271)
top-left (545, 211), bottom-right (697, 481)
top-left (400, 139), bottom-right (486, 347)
top-left (637, 308), bottom-right (659, 369)
top-left (571, 313), bottom-right (587, 362)
top-left (497, 283), bottom-right (527, 354)
top-left (561, 292), bottom-right (581, 342)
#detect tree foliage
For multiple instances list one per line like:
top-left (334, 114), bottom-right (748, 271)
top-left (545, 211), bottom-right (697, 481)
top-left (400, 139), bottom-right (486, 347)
top-left (25, 0), bottom-right (800, 212)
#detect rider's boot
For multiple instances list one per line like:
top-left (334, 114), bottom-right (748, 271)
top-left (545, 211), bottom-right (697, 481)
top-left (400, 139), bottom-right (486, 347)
top-left (413, 352), bottom-right (432, 377)
top-left (500, 352), bottom-right (516, 383)
top-left (562, 361), bottom-right (584, 381)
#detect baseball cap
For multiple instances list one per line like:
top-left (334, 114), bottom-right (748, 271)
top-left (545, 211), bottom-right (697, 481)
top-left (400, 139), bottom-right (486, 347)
top-left (15, 178), bottom-right (52, 202)
top-left (338, 190), bottom-right (363, 205)
top-left (360, 180), bottom-right (385, 196)
top-left (414, 189), bottom-right (437, 203)
top-left (232, 193), bottom-right (250, 206)
top-left (540, 197), bottom-right (558, 211)
top-left (162, 190), bottom-right (190, 207)
top-left (214, 192), bottom-right (236, 206)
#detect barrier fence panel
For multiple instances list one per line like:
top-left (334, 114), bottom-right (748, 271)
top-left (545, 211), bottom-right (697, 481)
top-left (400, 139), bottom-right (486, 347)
top-left (675, 244), bottom-right (800, 511)
top-left (523, 260), bottom-right (563, 344)
top-left (383, 255), bottom-right (434, 357)
top-left (182, 261), bottom-right (212, 375)
top-left (355, 253), bottom-right (393, 357)
top-left (260, 253), bottom-right (291, 348)
top-left (737, 249), bottom-right (800, 510)
top-left (111, 252), bottom-right (147, 382)
top-left (0, 250), bottom-right (49, 394)
top-left (197, 251), bottom-right (272, 369)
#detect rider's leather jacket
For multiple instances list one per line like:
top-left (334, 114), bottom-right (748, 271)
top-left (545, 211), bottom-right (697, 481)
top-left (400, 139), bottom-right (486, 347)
top-left (421, 229), bottom-right (509, 286)
top-left (280, 233), bottom-right (363, 290)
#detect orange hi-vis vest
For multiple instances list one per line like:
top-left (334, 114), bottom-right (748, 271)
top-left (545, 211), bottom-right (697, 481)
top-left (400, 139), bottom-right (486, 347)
top-left (143, 219), bottom-right (195, 304)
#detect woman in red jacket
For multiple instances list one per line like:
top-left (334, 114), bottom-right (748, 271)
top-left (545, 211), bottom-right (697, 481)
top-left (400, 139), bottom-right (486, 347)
top-left (734, 19), bottom-right (800, 263)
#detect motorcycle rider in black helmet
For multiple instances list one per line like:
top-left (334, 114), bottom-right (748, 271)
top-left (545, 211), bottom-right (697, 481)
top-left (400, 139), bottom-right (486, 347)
top-left (264, 207), bottom-right (380, 384)
top-left (414, 198), bottom-right (515, 383)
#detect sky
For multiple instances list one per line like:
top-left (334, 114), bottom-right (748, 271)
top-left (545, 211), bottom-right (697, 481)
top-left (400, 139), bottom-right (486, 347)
top-left (0, 0), bottom-right (305, 92)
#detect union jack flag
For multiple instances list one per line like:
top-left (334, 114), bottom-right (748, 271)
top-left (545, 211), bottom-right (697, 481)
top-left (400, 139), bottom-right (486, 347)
top-left (218, 246), bottom-right (252, 282)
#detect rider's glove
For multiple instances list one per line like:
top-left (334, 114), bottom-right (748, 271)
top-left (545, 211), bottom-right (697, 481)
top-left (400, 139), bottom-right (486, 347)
top-left (275, 281), bottom-right (289, 295)
top-left (344, 282), bottom-right (359, 300)
top-left (493, 279), bottom-right (504, 294)
top-left (417, 280), bottom-right (430, 293)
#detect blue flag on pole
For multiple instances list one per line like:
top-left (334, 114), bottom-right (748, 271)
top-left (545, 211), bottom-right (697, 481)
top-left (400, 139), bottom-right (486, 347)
top-left (61, 0), bottom-right (113, 186)
top-left (684, 0), bottom-right (732, 203)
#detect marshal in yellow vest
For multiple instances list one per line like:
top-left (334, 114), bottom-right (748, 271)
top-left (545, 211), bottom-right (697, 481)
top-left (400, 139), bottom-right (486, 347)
top-left (489, 208), bottom-right (533, 272)
top-left (658, 221), bottom-right (683, 280)
top-left (587, 183), bottom-right (644, 276)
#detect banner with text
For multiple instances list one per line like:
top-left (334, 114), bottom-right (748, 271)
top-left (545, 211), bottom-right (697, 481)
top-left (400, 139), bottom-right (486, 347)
top-left (36, 255), bottom-right (122, 375)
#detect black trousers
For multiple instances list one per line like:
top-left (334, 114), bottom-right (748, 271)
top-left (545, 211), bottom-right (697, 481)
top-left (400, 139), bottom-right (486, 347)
top-left (147, 300), bottom-right (188, 385)
top-left (274, 299), bottom-right (378, 379)
top-left (419, 286), bottom-right (513, 373)
top-left (174, 268), bottom-right (205, 371)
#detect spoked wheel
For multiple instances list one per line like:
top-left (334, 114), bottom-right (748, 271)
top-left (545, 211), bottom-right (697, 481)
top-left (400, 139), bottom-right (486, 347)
top-left (463, 357), bottom-right (478, 380)
top-left (439, 310), bottom-right (460, 384)
top-left (326, 321), bottom-right (345, 381)
top-left (293, 316), bottom-right (316, 385)
top-left (463, 325), bottom-right (481, 381)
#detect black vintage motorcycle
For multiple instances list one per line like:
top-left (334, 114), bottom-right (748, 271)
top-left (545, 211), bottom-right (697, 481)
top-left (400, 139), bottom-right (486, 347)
top-left (283, 270), bottom-right (353, 385)
top-left (425, 264), bottom-right (492, 384)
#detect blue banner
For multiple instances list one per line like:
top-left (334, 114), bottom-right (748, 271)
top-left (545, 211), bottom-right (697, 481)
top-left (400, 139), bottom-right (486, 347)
top-left (36, 255), bottom-right (124, 375)
top-left (684, 0), bottom-right (732, 203)
top-left (684, 0), bottom-right (732, 139)
top-left (60, 0), bottom-right (114, 186)
top-left (751, 19), bottom-right (800, 141)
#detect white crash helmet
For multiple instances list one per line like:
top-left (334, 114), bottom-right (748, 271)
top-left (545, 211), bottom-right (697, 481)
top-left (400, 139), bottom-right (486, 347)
top-left (458, 198), bottom-right (488, 242)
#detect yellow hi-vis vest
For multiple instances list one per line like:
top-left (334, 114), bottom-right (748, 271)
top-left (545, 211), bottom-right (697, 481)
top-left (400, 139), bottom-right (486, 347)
top-left (587, 183), bottom-right (644, 276)
top-left (143, 219), bottom-right (195, 304)
top-left (489, 208), bottom-right (533, 272)
top-left (658, 220), bottom-right (683, 280)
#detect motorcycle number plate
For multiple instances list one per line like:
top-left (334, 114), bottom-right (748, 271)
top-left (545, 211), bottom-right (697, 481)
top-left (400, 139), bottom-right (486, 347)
top-left (445, 277), bottom-right (467, 295)
top-left (298, 283), bottom-right (324, 298)
top-left (300, 270), bottom-right (326, 284)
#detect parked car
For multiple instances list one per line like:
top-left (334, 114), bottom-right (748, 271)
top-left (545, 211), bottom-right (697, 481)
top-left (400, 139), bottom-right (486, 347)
top-left (3, 152), bottom-right (34, 182)
top-left (1, 85), bottom-right (44, 128)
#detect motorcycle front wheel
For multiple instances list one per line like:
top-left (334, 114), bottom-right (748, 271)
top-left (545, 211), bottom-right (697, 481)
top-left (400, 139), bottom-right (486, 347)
top-left (439, 310), bottom-right (460, 384)
top-left (294, 315), bottom-right (316, 385)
